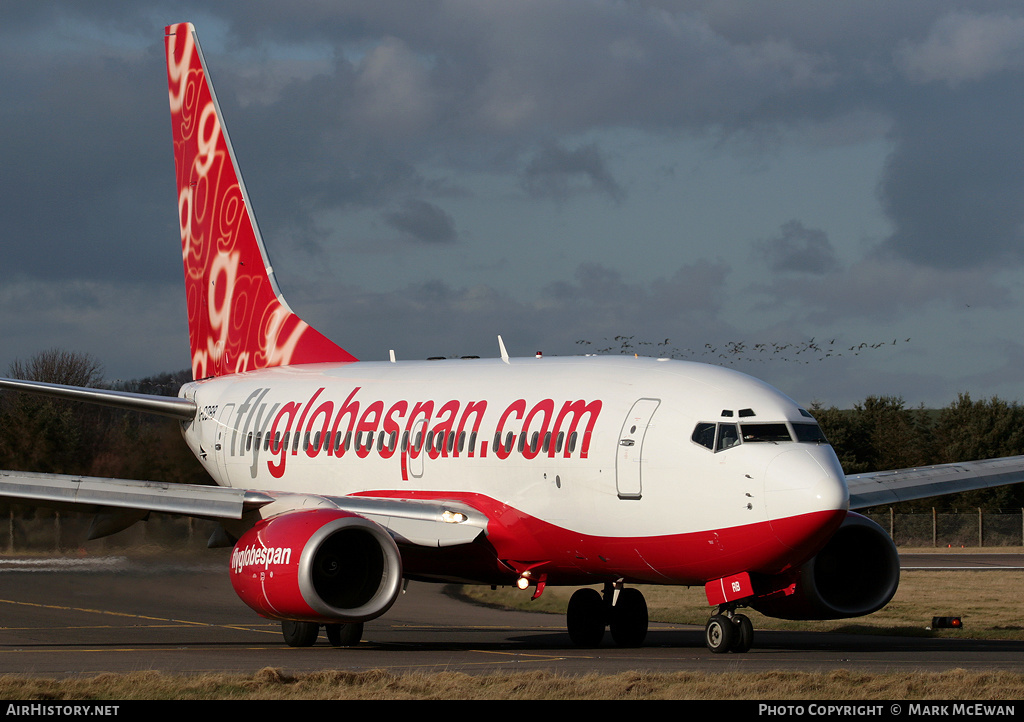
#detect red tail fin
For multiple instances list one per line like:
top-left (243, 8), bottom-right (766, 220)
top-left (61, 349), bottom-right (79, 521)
top-left (165, 23), bottom-right (356, 379)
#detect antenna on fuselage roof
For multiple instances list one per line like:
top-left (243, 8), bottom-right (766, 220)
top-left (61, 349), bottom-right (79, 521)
top-left (498, 335), bottom-right (510, 364)
top-left (389, 349), bottom-right (396, 363)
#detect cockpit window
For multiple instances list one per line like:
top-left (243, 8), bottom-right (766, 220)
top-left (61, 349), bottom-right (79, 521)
top-left (692, 422), bottom-right (741, 452)
top-left (692, 423), bottom-right (716, 450)
top-left (740, 423), bottom-right (792, 443)
top-left (793, 422), bottom-right (829, 444)
top-left (717, 423), bottom-right (740, 451)
top-left (693, 420), bottom-right (823, 451)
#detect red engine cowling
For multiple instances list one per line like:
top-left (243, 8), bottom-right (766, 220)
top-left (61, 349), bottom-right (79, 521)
top-left (229, 508), bottom-right (403, 623)
top-left (750, 512), bottom-right (900, 620)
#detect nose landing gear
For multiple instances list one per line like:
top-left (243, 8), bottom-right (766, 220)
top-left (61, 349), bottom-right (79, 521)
top-left (705, 606), bottom-right (754, 653)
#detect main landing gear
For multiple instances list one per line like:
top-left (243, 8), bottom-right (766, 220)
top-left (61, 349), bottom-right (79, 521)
top-left (565, 586), bottom-right (755, 653)
top-left (566, 583), bottom-right (648, 648)
top-left (280, 620), bottom-right (364, 647)
top-left (704, 605), bottom-right (754, 654)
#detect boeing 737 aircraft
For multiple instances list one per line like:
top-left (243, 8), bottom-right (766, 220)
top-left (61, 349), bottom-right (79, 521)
top-left (2, 22), bottom-right (1023, 653)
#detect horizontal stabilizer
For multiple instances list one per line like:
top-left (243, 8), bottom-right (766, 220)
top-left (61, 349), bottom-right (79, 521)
top-left (0, 376), bottom-right (196, 420)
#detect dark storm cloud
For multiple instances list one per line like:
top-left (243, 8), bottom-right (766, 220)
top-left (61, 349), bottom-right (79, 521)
top-left (15, 1), bottom-right (1022, 280)
top-left (383, 200), bottom-right (458, 244)
top-left (208, 41), bottom-right (438, 250)
top-left (754, 220), bottom-right (840, 275)
top-left (220, 1), bottom-right (833, 129)
top-left (752, 258), bottom-right (1013, 326)
top-left (536, 259), bottom-right (732, 342)
top-left (0, 278), bottom-right (188, 382)
top-left (212, 1), bottom-right (1024, 275)
top-left (522, 143), bottom-right (625, 203)
top-left (876, 77), bottom-right (1024, 270)
top-left (0, 41), bottom-right (178, 283)
top-left (7, 0), bottom-right (1024, 401)
top-left (299, 257), bottom-right (735, 363)
top-left (8, 3), bottom-right (1024, 264)
top-left (870, 8), bottom-right (1024, 270)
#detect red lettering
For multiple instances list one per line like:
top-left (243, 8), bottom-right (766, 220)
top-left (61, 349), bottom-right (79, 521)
top-left (494, 399), bottom-right (526, 460)
top-left (292, 388), bottom-right (324, 456)
top-left (258, 384), bottom-right (603, 480)
top-left (431, 400), bottom-right (460, 459)
top-left (356, 400), bottom-right (384, 459)
top-left (405, 401), bottom-right (434, 458)
top-left (455, 401), bottom-right (487, 458)
top-left (380, 401), bottom-right (408, 460)
top-left (549, 400), bottom-right (602, 458)
top-left (328, 387), bottom-right (361, 458)
top-left (521, 399), bottom-right (554, 460)
top-left (267, 401), bottom-right (301, 477)
top-left (304, 400), bottom-right (335, 457)
top-left (400, 401), bottom-right (434, 480)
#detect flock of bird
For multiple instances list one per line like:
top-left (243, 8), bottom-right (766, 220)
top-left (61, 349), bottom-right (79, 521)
top-left (576, 336), bottom-right (912, 365)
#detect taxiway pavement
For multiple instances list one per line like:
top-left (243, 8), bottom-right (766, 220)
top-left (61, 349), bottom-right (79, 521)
top-left (0, 552), bottom-right (1020, 677)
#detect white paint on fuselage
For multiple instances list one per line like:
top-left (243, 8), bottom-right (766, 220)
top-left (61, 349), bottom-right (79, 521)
top-left (180, 355), bottom-right (848, 539)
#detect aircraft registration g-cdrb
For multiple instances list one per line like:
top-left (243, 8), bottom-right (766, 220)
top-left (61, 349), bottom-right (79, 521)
top-left (2, 22), bottom-right (1024, 653)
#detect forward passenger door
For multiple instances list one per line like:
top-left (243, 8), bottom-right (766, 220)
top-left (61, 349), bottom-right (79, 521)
top-left (616, 398), bottom-right (660, 500)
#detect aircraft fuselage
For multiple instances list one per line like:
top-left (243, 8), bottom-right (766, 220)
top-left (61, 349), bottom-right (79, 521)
top-left (182, 354), bottom-right (848, 588)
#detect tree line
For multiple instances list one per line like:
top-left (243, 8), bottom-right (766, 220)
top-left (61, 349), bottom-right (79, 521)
top-left (0, 349), bottom-right (210, 489)
top-left (1, 349), bottom-right (1023, 513)
top-left (811, 395), bottom-right (1024, 511)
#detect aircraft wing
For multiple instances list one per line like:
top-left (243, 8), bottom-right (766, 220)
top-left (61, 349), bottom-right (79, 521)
top-left (314, 495), bottom-right (488, 547)
top-left (0, 376), bottom-right (196, 419)
top-left (0, 469), bottom-right (270, 517)
top-left (846, 455), bottom-right (1024, 509)
top-left (0, 470), bottom-right (486, 547)
top-left (0, 376), bottom-right (487, 547)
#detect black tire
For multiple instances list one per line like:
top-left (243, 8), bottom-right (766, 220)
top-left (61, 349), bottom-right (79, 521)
top-left (325, 622), bottom-right (364, 647)
top-left (281, 620), bottom-right (320, 647)
top-left (567, 588), bottom-right (606, 647)
top-left (609, 588), bottom-right (648, 647)
top-left (704, 614), bottom-right (734, 654)
top-left (731, 614), bottom-right (754, 653)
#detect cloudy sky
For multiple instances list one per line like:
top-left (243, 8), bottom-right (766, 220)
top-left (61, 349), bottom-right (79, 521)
top-left (4, 0), bottom-right (1024, 408)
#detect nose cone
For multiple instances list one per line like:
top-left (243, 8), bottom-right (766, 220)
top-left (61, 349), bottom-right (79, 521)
top-left (764, 447), bottom-right (848, 553)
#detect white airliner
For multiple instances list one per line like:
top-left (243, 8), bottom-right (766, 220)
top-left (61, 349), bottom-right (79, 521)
top-left (2, 22), bottom-right (1023, 653)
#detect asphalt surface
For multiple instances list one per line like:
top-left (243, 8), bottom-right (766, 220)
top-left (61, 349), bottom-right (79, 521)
top-left (0, 552), bottom-right (1021, 677)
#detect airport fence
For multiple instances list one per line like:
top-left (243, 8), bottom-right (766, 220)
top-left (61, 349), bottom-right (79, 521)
top-left (0, 508), bottom-right (1021, 552)
top-left (864, 509), bottom-right (1024, 548)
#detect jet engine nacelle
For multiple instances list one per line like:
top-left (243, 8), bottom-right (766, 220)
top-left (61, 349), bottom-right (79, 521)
top-left (229, 508), bottom-right (403, 623)
top-left (751, 512), bottom-right (900, 620)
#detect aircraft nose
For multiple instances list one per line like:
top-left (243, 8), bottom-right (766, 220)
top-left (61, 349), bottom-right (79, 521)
top-left (763, 447), bottom-right (848, 551)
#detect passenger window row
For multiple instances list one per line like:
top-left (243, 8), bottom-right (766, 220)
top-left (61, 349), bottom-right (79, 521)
top-left (242, 428), bottom-right (581, 457)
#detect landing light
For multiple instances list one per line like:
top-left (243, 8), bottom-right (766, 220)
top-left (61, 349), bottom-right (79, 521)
top-left (442, 510), bottom-right (468, 524)
top-left (517, 576), bottom-right (530, 590)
